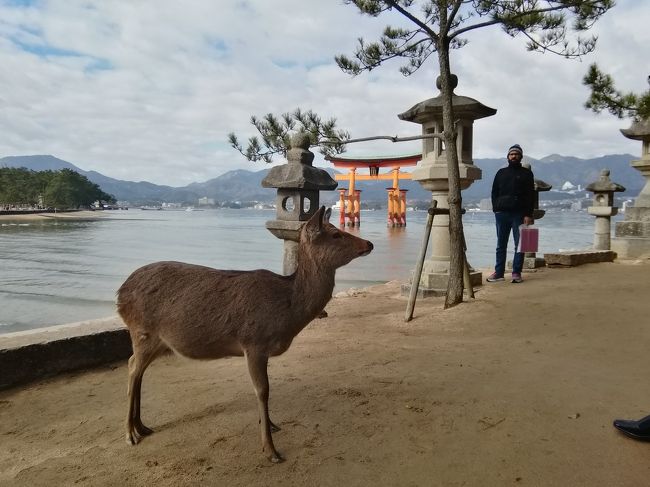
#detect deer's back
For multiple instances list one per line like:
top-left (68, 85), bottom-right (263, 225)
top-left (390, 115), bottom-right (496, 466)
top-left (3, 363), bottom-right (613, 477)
top-left (117, 261), bottom-right (294, 359)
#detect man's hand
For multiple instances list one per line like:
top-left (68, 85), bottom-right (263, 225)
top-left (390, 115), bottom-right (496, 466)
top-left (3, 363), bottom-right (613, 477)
top-left (524, 216), bottom-right (534, 225)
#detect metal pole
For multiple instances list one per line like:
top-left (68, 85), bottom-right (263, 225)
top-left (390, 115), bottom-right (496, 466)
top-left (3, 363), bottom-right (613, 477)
top-left (321, 132), bottom-right (445, 146)
top-left (404, 200), bottom-right (437, 322)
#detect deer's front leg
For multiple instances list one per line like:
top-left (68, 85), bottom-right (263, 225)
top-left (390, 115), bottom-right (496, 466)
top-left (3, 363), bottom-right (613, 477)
top-left (246, 351), bottom-right (284, 463)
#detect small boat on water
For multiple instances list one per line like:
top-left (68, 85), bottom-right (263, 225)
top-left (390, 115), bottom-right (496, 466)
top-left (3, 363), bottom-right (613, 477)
top-left (140, 206), bottom-right (162, 211)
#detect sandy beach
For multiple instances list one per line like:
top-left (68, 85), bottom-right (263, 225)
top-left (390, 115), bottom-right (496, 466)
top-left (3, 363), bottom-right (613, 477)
top-left (0, 210), bottom-right (107, 222)
top-left (1, 261), bottom-right (649, 486)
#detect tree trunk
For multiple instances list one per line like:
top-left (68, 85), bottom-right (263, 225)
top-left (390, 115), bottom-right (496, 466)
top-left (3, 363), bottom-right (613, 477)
top-left (437, 39), bottom-right (465, 308)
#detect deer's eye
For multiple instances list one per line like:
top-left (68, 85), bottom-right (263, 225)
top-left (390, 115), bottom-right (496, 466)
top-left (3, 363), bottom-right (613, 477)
top-left (332, 232), bottom-right (342, 239)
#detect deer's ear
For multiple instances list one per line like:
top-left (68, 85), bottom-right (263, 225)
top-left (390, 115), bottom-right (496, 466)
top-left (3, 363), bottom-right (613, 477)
top-left (323, 208), bottom-right (332, 224)
top-left (303, 206), bottom-right (325, 240)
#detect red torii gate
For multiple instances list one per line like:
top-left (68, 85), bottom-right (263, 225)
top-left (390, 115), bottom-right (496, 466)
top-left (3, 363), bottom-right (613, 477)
top-left (325, 153), bottom-right (421, 227)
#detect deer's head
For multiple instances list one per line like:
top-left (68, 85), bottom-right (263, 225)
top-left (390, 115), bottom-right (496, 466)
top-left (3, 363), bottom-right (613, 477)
top-left (299, 206), bottom-right (373, 269)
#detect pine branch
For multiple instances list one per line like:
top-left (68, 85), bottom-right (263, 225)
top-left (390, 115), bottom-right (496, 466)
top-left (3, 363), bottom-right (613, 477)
top-left (229, 110), bottom-right (350, 163)
top-left (583, 64), bottom-right (650, 121)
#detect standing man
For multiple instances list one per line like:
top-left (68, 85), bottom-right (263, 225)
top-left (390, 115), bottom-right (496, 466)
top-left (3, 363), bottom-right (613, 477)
top-left (487, 144), bottom-right (535, 284)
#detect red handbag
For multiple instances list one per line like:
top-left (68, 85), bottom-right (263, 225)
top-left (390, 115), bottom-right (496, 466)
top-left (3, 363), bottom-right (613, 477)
top-left (519, 224), bottom-right (539, 253)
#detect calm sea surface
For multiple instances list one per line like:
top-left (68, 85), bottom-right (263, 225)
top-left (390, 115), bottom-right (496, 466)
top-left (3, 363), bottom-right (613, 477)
top-left (0, 208), bottom-right (619, 334)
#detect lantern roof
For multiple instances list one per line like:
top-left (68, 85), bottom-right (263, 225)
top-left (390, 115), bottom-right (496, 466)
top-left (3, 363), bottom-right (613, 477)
top-left (399, 94), bottom-right (497, 124)
top-left (620, 118), bottom-right (650, 141)
top-left (262, 133), bottom-right (337, 190)
top-left (585, 169), bottom-right (626, 193)
top-left (398, 74), bottom-right (496, 124)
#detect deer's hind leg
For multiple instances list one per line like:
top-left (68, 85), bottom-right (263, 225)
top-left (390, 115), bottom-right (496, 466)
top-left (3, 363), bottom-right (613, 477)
top-left (126, 334), bottom-right (168, 445)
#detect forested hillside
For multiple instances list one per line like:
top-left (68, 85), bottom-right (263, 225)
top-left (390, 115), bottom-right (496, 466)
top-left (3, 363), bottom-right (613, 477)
top-left (0, 167), bottom-right (115, 209)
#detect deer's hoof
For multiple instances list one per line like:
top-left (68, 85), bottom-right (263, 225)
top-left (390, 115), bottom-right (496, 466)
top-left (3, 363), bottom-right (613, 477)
top-left (135, 423), bottom-right (154, 436)
top-left (127, 423), bottom-right (153, 445)
top-left (268, 451), bottom-right (285, 464)
top-left (126, 432), bottom-right (140, 445)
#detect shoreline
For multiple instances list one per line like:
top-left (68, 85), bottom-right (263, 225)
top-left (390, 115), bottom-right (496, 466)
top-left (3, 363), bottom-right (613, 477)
top-left (0, 210), bottom-right (108, 221)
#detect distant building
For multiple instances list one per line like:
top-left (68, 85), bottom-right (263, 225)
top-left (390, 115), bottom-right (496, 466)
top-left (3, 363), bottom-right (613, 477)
top-left (561, 181), bottom-right (576, 191)
top-left (571, 200), bottom-right (589, 211)
top-left (479, 198), bottom-right (492, 211)
top-left (198, 197), bottom-right (215, 206)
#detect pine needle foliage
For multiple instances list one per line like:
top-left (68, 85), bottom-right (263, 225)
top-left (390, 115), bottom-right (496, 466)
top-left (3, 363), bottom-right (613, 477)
top-left (228, 109), bottom-right (350, 163)
top-left (583, 64), bottom-right (650, 121)
top-left (336, 1), bottom-right (614, 79)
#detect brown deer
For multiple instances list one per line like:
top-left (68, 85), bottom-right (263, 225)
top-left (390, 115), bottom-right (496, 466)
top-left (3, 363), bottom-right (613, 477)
top-left (117, 206), bottom-right (373, 463)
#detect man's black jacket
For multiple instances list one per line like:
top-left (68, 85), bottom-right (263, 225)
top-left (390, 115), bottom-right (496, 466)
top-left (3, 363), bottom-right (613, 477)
top-left (491, 162), bottom-right (535, 217)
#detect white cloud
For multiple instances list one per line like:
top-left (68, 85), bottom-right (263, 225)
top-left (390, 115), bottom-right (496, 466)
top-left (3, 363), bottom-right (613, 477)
top-left (0, 0), bottom-right (647, 185)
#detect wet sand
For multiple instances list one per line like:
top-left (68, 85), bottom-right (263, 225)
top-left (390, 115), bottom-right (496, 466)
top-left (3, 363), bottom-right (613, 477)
top-left (1, 261), bottom-right (649, 486)
top-left (0, 210), bottom-right (107, 221)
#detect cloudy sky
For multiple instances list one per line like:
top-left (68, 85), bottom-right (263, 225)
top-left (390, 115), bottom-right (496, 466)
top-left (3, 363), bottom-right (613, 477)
top-left (0, 0), bottom-right (647, 186)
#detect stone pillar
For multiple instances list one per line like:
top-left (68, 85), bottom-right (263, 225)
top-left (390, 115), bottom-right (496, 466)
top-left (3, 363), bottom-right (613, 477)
top-left (398, 74), bottom-right (496, 296)
top-left (612, 119), bottom-right (650, 258)
top-left (262, 133), bottom-right (337, 274)
top-left (586, 169), bottom-right (625, 250)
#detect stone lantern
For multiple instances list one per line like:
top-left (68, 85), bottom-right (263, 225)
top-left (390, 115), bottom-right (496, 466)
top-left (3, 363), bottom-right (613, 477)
top-left (262, 133), bottom-right (337, 274)
top-left (612, 118), bottom-right (650, 258)
top-left (521, 162), bottom-right (552, 268)
top-left (586, 169), bottom-right (625, 250)
top-left (398, 74), bottom-right (496, 296)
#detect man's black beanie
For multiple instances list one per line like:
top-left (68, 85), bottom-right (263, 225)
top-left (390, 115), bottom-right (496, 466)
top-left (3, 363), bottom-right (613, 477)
top-left (508, 144), bottom-right (523, 156)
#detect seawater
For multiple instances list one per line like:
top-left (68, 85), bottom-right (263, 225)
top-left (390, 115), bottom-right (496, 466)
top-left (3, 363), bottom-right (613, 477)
top-left (0, 208), bottom-right (616, 334)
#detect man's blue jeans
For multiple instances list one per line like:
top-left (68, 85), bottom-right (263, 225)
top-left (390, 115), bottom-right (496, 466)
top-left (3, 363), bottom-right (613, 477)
top-left (494, 211), bottom-right (524, 276)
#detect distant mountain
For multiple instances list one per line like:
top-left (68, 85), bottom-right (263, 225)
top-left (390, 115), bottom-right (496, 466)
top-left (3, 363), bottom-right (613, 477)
top-left (1, 153), bottom-right (642, 205)
top-left (1, 155), bottom-right (80, 172)
top-left (0, 155), bottom-right (180, 204)
top-left (0, 155), bottom-right (273, 204)
top-left (185, 169), bottom-right (274, 203)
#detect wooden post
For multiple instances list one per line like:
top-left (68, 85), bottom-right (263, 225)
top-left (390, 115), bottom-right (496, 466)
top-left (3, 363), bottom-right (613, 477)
top-left (400, 189), bottom-right (408, 226)
top-left (405, 204), bottom-right (471, 320)
top-left (347, 169), bottom-right (356, 227)
top-left (338, 189), bottom-right (347, 227)
top-left (386, 188), bottom-right (394, 226)
top-left (391, 191), bottom-right (398, 226)
top-left (354, 190), bottom-right (361, 226)
top-left (393, 169), bottom-right (400, 227)
top-left (405, 200), bottom-right (438, 322)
